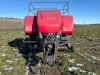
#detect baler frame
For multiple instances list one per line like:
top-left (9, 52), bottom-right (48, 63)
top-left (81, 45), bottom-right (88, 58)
top-left (28, 2), bottom-right (69, 16)
top-left (23, 2), bottom-right (74, 67)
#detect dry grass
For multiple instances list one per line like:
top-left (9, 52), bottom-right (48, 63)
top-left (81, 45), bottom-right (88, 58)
top-left (0, 17), bottom-right (23, 30)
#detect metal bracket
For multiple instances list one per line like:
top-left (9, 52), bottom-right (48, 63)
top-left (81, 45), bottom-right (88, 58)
top-left (23, 38), bottom-right (37, 43)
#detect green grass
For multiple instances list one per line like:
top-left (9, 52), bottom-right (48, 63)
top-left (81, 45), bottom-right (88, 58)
top-left (0, 25), bottom-right (100, 75)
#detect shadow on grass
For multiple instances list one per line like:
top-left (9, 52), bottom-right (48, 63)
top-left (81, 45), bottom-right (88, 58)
top-left (8, 38), bottom-right (42, 66)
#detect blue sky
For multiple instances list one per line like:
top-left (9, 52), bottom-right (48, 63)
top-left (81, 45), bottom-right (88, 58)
top-left (0, 0), bottom-right (100, 24)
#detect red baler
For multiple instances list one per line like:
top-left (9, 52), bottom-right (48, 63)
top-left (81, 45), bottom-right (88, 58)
top-left (24, 2), bottom-right (74, 66)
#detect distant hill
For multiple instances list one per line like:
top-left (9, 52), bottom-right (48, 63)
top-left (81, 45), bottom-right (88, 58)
top-left (0, 17), bottom-right (24, 30)
top-left (0, 17), bottom-right (100, 31)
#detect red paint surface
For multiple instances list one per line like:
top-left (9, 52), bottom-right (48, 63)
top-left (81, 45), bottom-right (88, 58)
top-left (61, 16), bottom-right (73, 35)
top-left (37, 10), bottom-right (62, 33)
top-left (24, 16), bottom-right (37, 35)
top-left (24, 11), bottom-right (73, 35)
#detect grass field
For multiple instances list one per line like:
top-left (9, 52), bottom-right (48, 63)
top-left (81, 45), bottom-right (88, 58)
top-left (0, 18), bottom-right (100, 75)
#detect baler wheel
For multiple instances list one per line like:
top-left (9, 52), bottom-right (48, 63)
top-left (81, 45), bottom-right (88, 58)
top-left (24, 43), bottom-right (30, 55)
top-left (67, 43), bottom-right (74, 52)
top-left (70, 46), bottom-right (74, 52)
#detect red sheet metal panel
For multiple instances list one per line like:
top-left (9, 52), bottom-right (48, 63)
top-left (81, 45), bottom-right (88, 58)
top-left (24, 16), bottom-right (37, 35)
top-left (37, 10), bottom-right (62, 33)
top-left (62, 16), bottom-right (73, 35)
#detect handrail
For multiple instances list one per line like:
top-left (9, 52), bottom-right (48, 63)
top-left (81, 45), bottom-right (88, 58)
top-left (28, 2), bottom-right (69, 16)
top-left (29, 2), bottom-right (69, 3)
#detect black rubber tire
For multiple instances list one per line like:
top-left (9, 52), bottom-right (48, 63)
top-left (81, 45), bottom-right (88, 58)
top-left (70, 46), bottom-right (74, 52)
top-left (24, 43), bottom-right (30, 55)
